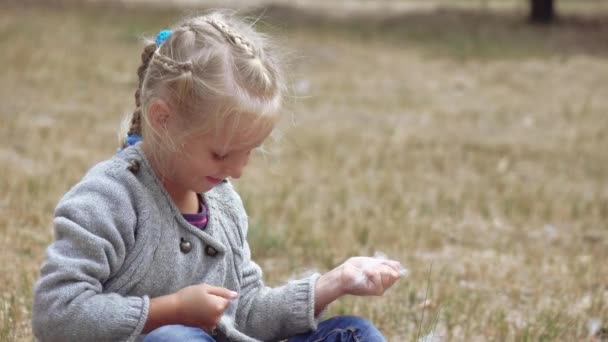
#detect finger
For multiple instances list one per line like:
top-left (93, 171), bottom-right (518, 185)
top-left (207, 285), bottom-right (239, 299)
top-left (365, 270), bottom-right (385, 296)
top-left (380, 271), bottom-right (398, 291)
top-left (380, 259), bottom-right (403, 272)
top-left (380, 265), bottom-right (400, 285)
top-left (379, 264), bottom-right (400, 279)
top-left (213, 298), bottom-right (231, 314)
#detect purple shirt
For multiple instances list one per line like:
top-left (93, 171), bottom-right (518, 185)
top-left (182, 194), bottom-right (208, 229)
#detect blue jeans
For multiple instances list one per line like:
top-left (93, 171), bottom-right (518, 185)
top-left (143, 315), bottom-right (386, 342)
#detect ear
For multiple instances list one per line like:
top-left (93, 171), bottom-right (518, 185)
top-left (147, 99), bottom-right (172, 131)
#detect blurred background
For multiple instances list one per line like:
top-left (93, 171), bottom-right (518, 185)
top-left (1, 0), bottom-right (607, 341)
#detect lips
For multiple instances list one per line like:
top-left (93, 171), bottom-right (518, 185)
top-left (206, 176), bottom-right (223, 184)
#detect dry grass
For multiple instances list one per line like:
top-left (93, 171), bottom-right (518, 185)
top-left (1, 2), bottom-right (607, 341)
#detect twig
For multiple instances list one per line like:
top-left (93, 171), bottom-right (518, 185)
top-left (417, 262), bottom-right (433, 341)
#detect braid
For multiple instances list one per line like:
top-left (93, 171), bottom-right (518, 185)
top-left (206, 18), bottom-right (256, 58)
top-left (205, 17), bottom-right (275, 92)
top-left (129, 43), bottom-right (156, 137)
top-left (152, 51), bottom-right (194, 74)
top-left (119, 12), bottom-right (285, 153)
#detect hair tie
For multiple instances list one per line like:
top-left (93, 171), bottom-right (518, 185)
top-left (116, 133), bottom-right (142, 153)
top-left (126, 133), bottom-right (142, 146)
top-left (155, 30), bottom-right (172, 48)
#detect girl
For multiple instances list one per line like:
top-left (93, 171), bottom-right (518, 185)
top-left (32, 11), bottom-right (404, 342)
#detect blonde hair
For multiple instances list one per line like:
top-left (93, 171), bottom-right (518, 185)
top-left (120, 11), bottom-right (285, 154)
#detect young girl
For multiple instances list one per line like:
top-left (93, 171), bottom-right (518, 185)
top-left (32, 11), bottom-right (404, 342)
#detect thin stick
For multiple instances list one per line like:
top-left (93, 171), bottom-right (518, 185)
top-left (416, 262), bottom-right (433, 341)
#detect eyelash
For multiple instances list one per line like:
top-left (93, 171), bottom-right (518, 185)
top-left (212, 152), bottom-right (227, 161)
top-left (212, 149), bottom-right (254, 161)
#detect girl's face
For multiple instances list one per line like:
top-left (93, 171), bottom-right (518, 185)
top-left (158, 117), bottom-right (272, 195)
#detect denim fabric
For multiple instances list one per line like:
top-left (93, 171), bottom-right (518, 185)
top-left (288, 316), bottom-right (386, 342)
top-left (143, 325), bottom-right (216, 342)
top-left (144, 316), bottom-right (385, 342)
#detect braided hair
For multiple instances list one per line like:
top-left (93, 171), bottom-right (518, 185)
top-left (131, 44), bottom-right (155, 135)
top-left (119, 11), bottom-right (284, 152)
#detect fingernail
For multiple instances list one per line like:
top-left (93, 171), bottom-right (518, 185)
top-left (230, 291), bottom-right (238, 298)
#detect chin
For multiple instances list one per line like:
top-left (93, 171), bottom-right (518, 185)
top-left (196, 185), bottom-right (213, 193)
top-left (197, 182), bottom-right (218, 193)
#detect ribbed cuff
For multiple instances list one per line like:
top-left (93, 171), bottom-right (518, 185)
top-left (289, 273), bottom-right (322, 333)
top-left (125, 296), bottom-right (150, 342)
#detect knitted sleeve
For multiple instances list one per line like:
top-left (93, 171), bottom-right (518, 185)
top-left (235, 240), bottom-right (320, 341)
top-left (32, 164), bottom-right (149, 342)
top-left (227, 190), bottom-right (320, 341)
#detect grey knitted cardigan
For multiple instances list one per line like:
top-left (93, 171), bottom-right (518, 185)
top-left (32, 144), bottom-right (320, 342)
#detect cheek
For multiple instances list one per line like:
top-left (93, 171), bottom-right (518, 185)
top-left (197, 158), bottom-right (222, 175)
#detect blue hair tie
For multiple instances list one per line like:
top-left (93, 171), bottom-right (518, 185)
top-left (116, 133), bottom-right (142, 153)
top-left (155, 30), bottom-right (172, 48)
top-left (126, 133), bottom-right (142, 146)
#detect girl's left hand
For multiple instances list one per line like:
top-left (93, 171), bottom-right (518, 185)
top-left (337, 256), bottom-right (404, 296)
top-left (314, 255), bottom-right (406, 315)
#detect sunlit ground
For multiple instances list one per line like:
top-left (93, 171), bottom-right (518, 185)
top-left (1, 2), bottom-right (607, 341)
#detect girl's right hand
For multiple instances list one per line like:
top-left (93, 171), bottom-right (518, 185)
top-left (173, 284), bottom-right (238, 331)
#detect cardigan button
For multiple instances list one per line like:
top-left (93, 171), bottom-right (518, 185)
top-left (180, 238), bottom-right (192, 254)
top-left (205, 245), bottom-right (218, 257)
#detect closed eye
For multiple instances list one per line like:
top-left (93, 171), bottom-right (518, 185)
top-left (212, 152), bottom-right (227, 161)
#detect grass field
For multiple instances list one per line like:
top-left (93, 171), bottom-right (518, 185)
top-left (1, 2), bottom-right (607, 341)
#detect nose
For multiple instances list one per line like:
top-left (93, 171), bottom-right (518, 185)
top-left (224, 154), bottom-right (249, 179)
top-left (228, 165), bottom-right (243, 179)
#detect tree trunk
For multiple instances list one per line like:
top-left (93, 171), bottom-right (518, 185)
top-left (530, 0), bottom-right (555, 23)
